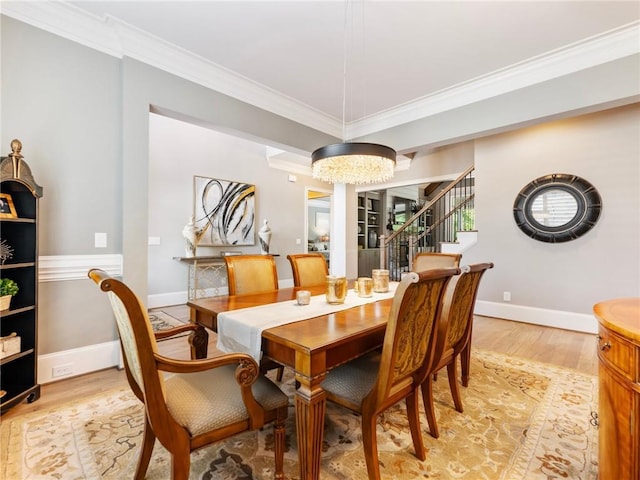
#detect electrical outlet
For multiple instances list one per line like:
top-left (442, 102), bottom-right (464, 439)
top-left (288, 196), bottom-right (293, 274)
top-left (503, 291), bottom-right (511, 302)
top-left (52, 363), bottom-right (74, 378)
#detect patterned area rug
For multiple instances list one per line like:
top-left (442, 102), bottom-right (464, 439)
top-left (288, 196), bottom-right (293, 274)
top-left (148, 310), bottom-right (187, 339)
top-left (0, 350), bottom-right (598, 479)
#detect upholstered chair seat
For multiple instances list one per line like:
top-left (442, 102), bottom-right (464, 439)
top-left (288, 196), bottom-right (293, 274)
top-left (165, 365), bottom-right (289, 436)
top-left (322, 353), bottom-right (381, 409)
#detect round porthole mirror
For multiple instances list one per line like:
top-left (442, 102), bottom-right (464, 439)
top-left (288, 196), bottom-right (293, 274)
top-left (513, 173), bottom-right (602, 243)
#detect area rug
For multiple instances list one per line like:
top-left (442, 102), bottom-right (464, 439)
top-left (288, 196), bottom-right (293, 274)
top-left (148, 310), bottom-right (187, 338)
top-left (0, 350), bottom-right (598, 479)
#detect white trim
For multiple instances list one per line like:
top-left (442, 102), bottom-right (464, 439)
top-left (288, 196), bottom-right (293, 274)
top-left (38, 340), bottom-right (121, 384)
top-left (0, 0), bottom-right (122, 57)
top-left (474, 300), bottom-right (597, 334)
top-left (2, 2), bottom-right (638, 139)
top-left (0, 1), bottom-right (340, 138)
top-left (348, 22), bottom-right (640, 137)
top-left (39, 254), bottom-right (123, 282)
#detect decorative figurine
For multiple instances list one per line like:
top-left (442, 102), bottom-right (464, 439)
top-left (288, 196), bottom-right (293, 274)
top-left (182, 216), bottom-right (205, 257)
top-left (258, 219), bottom-right (272, 255)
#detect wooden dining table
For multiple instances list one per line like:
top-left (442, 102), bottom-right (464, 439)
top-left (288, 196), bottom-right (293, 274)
top-left (188, 285), bottom-right (393, 480)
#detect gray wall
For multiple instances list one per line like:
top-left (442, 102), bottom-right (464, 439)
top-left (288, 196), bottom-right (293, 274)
top-left (148, 113), bottom-right (329, 298)
top-left (1, 17), bottom-right (334, 354)
top-left (464, 104), bottom-right (640, 316)
top-left (1, 17), bottom-right (123, 352)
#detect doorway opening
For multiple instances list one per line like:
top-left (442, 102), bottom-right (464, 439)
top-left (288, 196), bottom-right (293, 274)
top-left (306, 188), bottom-right (332, 269)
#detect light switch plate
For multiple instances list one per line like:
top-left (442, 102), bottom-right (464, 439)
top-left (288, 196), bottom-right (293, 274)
top-left (94, 232), bottom-right (107, 248)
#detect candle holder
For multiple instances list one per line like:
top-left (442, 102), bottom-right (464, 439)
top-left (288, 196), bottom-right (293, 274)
top-left (372, 269), bottom-right (390, 293)
top-left (326, 276), bottom-right (347, 304)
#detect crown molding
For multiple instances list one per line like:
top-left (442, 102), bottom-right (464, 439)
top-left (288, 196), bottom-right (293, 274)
top-left (3, 2), bottom-right (637, 139)
top-left (0, 0), bottom-right (122, 57)
top-left (1, 1), bottom-right (342, 136)
top-left (348, 21), bottom-right (640, 138)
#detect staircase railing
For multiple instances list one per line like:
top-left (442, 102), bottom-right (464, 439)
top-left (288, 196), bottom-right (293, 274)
top-left (380, 165), bottom-right (475, 280)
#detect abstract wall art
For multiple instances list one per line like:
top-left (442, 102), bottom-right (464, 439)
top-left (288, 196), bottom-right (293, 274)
top-left (193, 176), bottom-right (256, 246)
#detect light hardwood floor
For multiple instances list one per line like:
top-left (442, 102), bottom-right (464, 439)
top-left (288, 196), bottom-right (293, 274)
top-left (1, 307), bottom-right (598, 421)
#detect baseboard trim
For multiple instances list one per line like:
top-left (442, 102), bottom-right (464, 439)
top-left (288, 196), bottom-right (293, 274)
top-left (148, 291), bottom-right (189, 309)
top-left (38, 340), bottom-right (120, 384)
top-left (475, 300), bottom-right (597, 334)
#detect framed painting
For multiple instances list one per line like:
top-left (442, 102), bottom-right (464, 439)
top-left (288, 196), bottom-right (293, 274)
top-left (193, 176), bottom-right (256, 246)
top-left (0, 193), bottom-right (17, 218)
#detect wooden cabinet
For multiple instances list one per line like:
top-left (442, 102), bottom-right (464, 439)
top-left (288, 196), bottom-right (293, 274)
top-left (594, 298), bottom-right (640, 480)
top-left (357, 248), bottom-right (380, 278)
top-left (0, 140), bottom-right (43, 414)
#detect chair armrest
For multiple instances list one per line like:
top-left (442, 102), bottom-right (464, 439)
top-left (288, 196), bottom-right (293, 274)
top-left (154, 323), bottom-right (209, 360)
top-left (154, 351), bottom-right (258, 375)
top-left (153, 323), bottom-right (198, 340)
top-left (154, 352), bottom-right (267, 425)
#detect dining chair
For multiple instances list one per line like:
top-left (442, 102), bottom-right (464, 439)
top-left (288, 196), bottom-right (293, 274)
top-left (412, 252), bottom-right (462, 272)
top-left (421, 262), bottom-right (494, 439)
top-left (224, 254), bottom-right (279, 295)
top-left (286, 253), bottom-right (329, 288)
top-left (88, 269), bottom-right (289, 480)
top-left (321, 267), bottom-right (460, 480)
top-left (224, 254), bottom-right (285, 380)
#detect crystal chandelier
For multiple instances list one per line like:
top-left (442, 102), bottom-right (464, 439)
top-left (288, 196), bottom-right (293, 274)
top-left (311, 142), bottom-right (396, 185)
top-left (311, 1), bottom-right (396, 185)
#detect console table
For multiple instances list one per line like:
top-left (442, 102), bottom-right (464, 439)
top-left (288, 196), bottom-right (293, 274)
top-left (174, 254), bottom-right (279, 300)
top-left (173, 256), bottom-right (230, 300)
top-left (593, 297), bottom-right (640, 480)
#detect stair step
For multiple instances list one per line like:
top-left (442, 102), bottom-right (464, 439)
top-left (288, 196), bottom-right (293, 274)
top-left (441, 231), bottom-right (478, 254)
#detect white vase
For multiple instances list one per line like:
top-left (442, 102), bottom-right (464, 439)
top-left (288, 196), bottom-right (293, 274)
top-left (182, 216), bottom-right (199, 257)
top-left (258, 219), bottom-right (272, 255)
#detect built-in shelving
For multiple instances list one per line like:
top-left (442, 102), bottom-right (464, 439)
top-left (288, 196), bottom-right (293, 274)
top-left (357, 192), bottom-right (382, 276)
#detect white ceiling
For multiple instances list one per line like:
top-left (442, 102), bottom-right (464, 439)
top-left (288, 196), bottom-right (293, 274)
top-left (3, 0), bottom-right (638, 172)
top-left (56, 1), bottom-right (639, 136)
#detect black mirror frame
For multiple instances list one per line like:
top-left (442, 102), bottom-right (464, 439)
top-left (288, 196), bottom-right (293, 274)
top-left (513, 173), bottom-right (602, 243)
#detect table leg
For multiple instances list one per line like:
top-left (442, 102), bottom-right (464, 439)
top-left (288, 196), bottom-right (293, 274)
top-left (294, 373), bottom-right (326, 480)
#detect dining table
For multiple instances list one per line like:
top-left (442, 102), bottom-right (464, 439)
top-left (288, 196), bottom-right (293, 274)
top-left (188, 284), bottom-right (396, 480)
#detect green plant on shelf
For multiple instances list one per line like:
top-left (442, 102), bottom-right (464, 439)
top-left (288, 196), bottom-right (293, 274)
top-left (0, 278), bottom-right (19, 297)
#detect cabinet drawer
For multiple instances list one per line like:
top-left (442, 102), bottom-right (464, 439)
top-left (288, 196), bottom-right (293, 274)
top-left (598, 326), bottom-right (636, 381)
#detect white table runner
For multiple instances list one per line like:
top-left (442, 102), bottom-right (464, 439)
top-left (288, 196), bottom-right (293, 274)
top-left (216, 283), bottom-right (399, 361)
